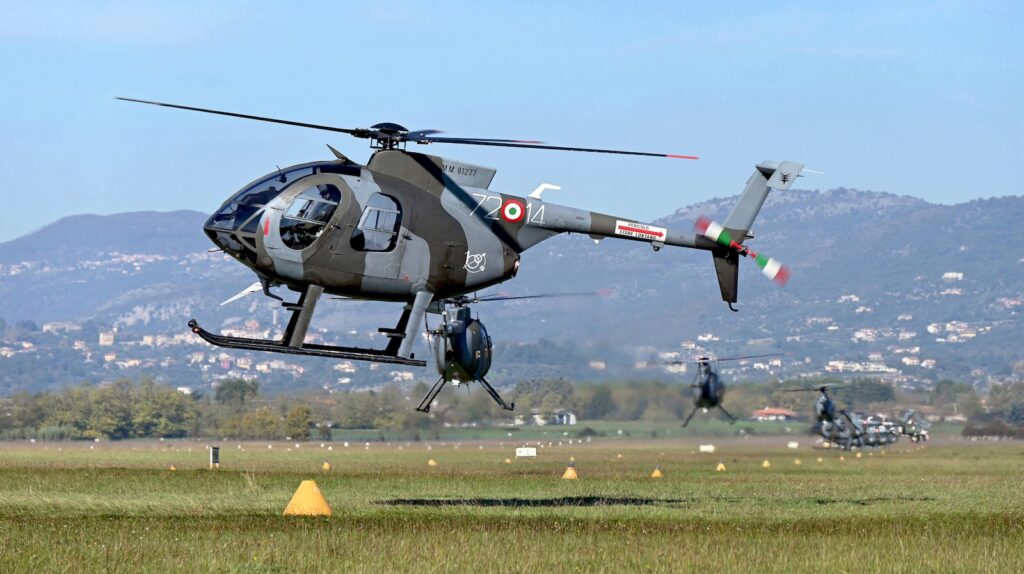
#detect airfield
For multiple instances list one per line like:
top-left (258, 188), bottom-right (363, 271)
top-left (0, 433), bottom-right (1022, 573)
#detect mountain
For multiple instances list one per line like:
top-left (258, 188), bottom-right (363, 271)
top-left (0, 188), bottom-right (1022, 394)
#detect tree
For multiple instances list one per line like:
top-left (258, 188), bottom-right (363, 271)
top-left (832, 379), bottom-right (895, 409)
top-left (285, 405), bottom-right (313, 440)
top-left (239, 408), bottom-right (282, 440)
top-left (88, 380), bottom-right (135, 439)
top-left (215, 378), bottom-right (259, 406)
top-left (585, 386), bottom-right (615, 420)
top-left (132, 378), bottom-right (199, 438)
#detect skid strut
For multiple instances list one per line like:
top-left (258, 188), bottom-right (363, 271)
top-left (188, 284), bottom-right (426, 367)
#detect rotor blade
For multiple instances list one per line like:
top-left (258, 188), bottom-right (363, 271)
top-left (472, 291), bottom-right (607, 303)
top-left (405, 129), bottom-right (445, 140)
top-left (405, 131), bottom-right (543, 144)
top-left (779, 383), bottom-right (849, 392)
top-left (712, 353), bottom-right (787, 363)
top-left (417, 136), bottom-right (698, 160)
top-left (117, 98), bottom-right (368, 137)
top-left (695, 216), bottom-right (790, 285)
top-left (667, 352), bottom-right (785, 365)
top-left (220, 281), bottom-right (263, 306)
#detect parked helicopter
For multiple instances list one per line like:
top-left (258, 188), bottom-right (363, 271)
top-left (667, 353), bottom-right (785, 426)
top-left (783, 384), bottom-right (865, 449)
top-left (899, 409), bottom-right (931, 442)
top-left (121, 98), bottom-right (803, 411)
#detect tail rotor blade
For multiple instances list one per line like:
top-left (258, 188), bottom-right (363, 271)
top-left (695, 216), bottom-right (790, 286)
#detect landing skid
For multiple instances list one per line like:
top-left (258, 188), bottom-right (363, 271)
top-left (188, 283), bottom-right (426, 367)
top-left (415, 376), bottom-right (514, 413)
top-left (416, 377), bottom-right (448, 413)
top-left (188, 320), bottom-right (426, 366)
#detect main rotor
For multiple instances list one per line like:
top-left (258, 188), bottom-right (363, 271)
top-left (116, 97), bottom-right (699, 159)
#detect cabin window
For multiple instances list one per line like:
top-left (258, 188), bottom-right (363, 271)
top-left (351, 193), bottom-right (402, 252)
top-left (280, 184), bottom-right (341, 250)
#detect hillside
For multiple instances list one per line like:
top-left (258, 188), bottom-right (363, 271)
top-left (0, 188), bottom-right (1021, 394)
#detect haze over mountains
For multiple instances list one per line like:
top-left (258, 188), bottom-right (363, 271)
top-left (0, 187), bottom-right (1021, 394)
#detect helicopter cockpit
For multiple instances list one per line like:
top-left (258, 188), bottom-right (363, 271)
top-left (204, 161), bottom-right (358, 262)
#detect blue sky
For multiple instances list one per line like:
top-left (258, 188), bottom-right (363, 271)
top-left (0, 1), bottom-right (1020, 242)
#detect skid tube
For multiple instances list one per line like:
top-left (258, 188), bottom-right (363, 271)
top-left (187, 319), bottom-right (426, 367)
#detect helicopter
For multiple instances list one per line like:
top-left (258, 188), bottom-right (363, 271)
top-left (121, 97), bottom-right (803, 412)
top-left (782, 384), bottom-right (866, 449)
top-left (667, 353), bottom-right (785, 427)
top-left (898, 409), bottom-right (931, 442)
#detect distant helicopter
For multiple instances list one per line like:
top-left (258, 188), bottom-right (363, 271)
top-left (899, 409), bottom-right (931, 442)
top-left (782, 384), bottom-right (864, 449)
top-left (122, 97), bottom-right (803, 412)
top-left (668, 353), bottom-right (785, 427)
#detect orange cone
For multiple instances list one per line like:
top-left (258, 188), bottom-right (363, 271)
top-left (283, 480), bottom-right (332, 516)
top-left (562, 462), bottom-right (578, 480)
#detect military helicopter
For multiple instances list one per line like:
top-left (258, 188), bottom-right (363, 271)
top-left (121, 97), bottom-right (803, 411)
top-left (667, 353), bottom-right (785, 426)
top-left (899, 409), bottom-right (931, 442)
top-left (782, 384), bottom-right (866, 449)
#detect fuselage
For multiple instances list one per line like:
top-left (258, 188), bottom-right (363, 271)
top-left (206, 149), bottom-right (709, 302)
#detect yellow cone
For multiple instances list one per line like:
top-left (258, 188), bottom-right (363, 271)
top-left (504, 458), bottom-right (512, 464)
top-left (651, 466), bottom-right (663, 478)
top-left (283, 480), bottom-right (332, 516)
top-left (762, 460), bottom-right (771, 469)
top-left (169, 465), bottom-right (176, 471)
top-left (616, 453), bottom-right (623, 459)
top-left (794, 459), bottom-right (802, 465)
top-left (428, 459), bottom-right (437, 466)
top-left (856, 452), bottom-right (862, 459)
top-left (322, 462), bottom-right (332, 471)
top-left (716, 462), bottom-right (726, 472)
top-left (840, 455), bottom-right (845, 461)
top-left (816, 457), bottom-right (823, 463)
top-left (562, 462), bottom-right (578, 480)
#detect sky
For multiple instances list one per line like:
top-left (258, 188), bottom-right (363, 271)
top-left (0, 0), bottom-right (1020, 242)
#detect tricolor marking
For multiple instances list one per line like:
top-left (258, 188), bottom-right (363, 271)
top-left (695, 215), bottom-right (791, 286)
top-left (501, 199), bottom-right (526, 223)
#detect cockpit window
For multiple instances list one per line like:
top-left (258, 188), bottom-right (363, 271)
top-left (208, 167), bottom-right (316, 232)
top-left (351, 193), bottom-right (402, 252)
top-left (280, 184), bottom-right (342, 250)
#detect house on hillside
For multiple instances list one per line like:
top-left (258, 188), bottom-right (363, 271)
top-left (751, 407), bottom-right (798, 422)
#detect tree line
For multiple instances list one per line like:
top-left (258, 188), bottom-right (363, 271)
top-left (0, 375), bottom-right (1019, 441)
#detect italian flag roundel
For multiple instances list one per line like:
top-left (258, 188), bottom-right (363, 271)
top-left (501, 199), bottom-right (525, 223)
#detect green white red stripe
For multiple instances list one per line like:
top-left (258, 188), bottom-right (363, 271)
top-left (695, 216), bottom-right (790, 286)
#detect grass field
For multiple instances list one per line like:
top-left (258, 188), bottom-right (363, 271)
top-left (0, 435), bottom-right (1021, 573)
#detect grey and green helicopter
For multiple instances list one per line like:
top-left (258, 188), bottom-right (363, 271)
top-left (667, 354), bottom-right (786, 426)
top-left (121, 98), bottom-right (803, 412)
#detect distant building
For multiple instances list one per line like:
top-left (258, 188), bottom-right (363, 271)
top-left (942, 272), bottom-right (964, 281)
top-left (752, 408), bottom-right (798, 422)
top-left (42, 321), bottom-right (82, 334)
top-left (553, 410), bottom-right (577, 425)
top-left (98, 331), bottom-right (115, 347)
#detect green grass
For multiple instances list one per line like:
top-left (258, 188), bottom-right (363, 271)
top-left (0, 437), bottom-right (1020, 572)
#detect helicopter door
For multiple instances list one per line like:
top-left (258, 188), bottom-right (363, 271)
top-left (350, 193), bottom-right (406, 280)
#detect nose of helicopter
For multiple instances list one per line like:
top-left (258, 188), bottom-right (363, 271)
top-left (203, 197), bottom-right (265, 264)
